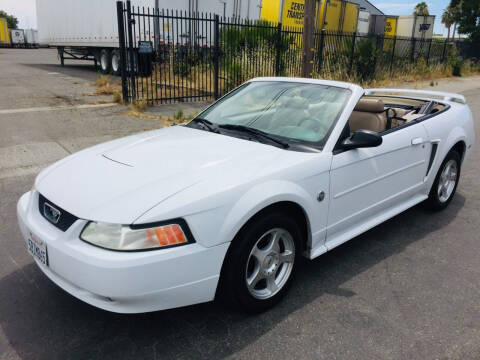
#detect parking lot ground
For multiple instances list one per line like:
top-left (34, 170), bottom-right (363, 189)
top-left (0, 48), bottom-right (479, 360)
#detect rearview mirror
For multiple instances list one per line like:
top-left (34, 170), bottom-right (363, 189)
top-left (341, 130), bottom-right (382, 150)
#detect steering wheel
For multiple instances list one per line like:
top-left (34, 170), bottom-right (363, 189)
top-left (298, 117), bottom-right (330, 133)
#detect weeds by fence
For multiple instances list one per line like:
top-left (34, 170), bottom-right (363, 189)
top-left (117, 1), bottom-right (478, 105)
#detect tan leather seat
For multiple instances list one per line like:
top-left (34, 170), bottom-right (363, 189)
top-left (349, 99), bottom-right (387, 133)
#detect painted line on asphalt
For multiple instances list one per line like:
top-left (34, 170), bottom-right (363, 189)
top-left (0, 103), bottom-right (118, 115)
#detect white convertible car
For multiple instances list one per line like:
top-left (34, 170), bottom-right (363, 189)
top-left (17, 78), bottom-right (475, 313)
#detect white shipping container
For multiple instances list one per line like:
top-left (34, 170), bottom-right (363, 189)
top-left (396, 15), bottom-right (435, 39)
top-left (36, 0), bottom-right (261, 47)
top-left (24, 29), bottom-right (39, 45)
top-left (10, 29), bottom-right (25, 44)
top-left (356, 10), bottom-right (370, 35)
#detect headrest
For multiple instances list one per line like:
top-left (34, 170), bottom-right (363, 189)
top-left (354, 98), bottom-right (385, 113)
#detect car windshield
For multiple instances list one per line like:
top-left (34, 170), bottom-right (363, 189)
top-left (196, 81), bottom-right (351, 146)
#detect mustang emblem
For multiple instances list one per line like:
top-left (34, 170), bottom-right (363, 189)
top-left (44, 203), bottom-right (61, 224)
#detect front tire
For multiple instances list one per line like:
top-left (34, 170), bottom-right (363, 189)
top-left (424, 150), bottom-right (461, 211)
top-left (219, 212), bottom-right (302, 313)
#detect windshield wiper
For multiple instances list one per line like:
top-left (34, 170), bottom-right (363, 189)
top-left (218, 124), bottom-right (289, 149)
top-left (189, 118), bottom-right (219, 133)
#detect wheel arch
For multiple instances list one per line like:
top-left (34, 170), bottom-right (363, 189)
top-left (426, 130), bottom-right (467, 194)
top-left (450, 140), bottom-right (466, 162)
top-left (218, 180), bottom-right (315, 255)
top-left (231, 201), bottom-right (311, 254)
top-left (215, 199), bottom-right (311, 300)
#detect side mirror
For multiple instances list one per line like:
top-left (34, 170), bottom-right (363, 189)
top-left (341, 129), bottom-right (382, 150)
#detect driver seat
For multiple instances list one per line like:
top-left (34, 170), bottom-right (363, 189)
top-left (349, 99), bottom-right (387, 133)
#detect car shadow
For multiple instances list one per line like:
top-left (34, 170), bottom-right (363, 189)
top-left (0, 194), bottom-right (465, 360)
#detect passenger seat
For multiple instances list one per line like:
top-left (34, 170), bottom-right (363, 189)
top-left (349, 99), bottom-right (387, 133)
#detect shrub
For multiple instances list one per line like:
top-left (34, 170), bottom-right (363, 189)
top-left (415, 57), bottom-right (431, 77)
top-left (448, 45), bottom-right (463, 76)
top-left (112, 92), bottom-right (122, 103)
top-left (173, 108), bottom-right (184, 120)
top-left (173, 62), bottom-right (191, 77)
top-left (354, 37), bottom-right (377, 80)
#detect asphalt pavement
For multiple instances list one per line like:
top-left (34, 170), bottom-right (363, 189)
top-left (0, 48), bottom-right (479, 360)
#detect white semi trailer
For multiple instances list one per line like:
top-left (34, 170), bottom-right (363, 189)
top-left (10, 29), bottom-right (25, 47)
top-left (36, 0), bottom-right (260, 74)
top-left (24, 29), bottom-right (39, 48)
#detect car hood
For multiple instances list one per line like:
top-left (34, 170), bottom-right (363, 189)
top-left (36, 126), bottom-right (285, 224)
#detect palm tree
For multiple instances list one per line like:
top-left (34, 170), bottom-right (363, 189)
top-left (414, 2), bottom-right (430, 16)
top-left (449, 2), bottom-right (461, 41)
top-left (442, 6), bottom-right (454, 41)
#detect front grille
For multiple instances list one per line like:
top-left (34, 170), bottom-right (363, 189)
top-left (38, 193), bottom-right (78, 231)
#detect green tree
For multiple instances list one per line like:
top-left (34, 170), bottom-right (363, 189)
top-left (414, 2), bottom-right (430, 16)
top-left (442, 6), bottom-right (455, 41)
top-left (450, 0), bottom-right (480, 41)
top-left (0, 10), bottom-right (18, 29)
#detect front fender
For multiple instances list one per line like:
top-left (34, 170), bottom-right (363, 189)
top-left (218, 180), bottom-right (315, 249)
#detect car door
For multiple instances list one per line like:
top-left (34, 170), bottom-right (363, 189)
top-left (325, 122), bottom-right (431, 249)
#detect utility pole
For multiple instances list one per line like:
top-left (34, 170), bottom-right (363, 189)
top-left (301, 0), bottom-right (315, 78)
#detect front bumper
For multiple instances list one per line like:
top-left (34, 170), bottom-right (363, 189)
top-left (17, 191), bottom-right (230, 313)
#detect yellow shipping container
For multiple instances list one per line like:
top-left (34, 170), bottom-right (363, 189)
top-left (321, 0), bottom-right (342, 31)
top-left (384, 16), bottom-right (397, 36)
top-left (0, 17), bottom-right (11, 45)
top-left (261, 0), bottom-right (359, 32)
top-left (261, 0), bottom-right (281, 24)
top-left (342, 1), bottom-right (359, 33)
top-left (282, 0), bottom-right (307, 28)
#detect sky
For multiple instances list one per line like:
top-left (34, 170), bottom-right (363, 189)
top-left (370, 0), bottom-right (451, 35)
top-left (0, 0), bottom-right (452, 35)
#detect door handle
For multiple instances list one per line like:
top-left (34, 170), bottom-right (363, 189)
top-left (411, 137), bottom-right (424, 145)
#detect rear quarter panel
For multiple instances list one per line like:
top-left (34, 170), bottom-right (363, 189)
top-left (421, 102), bottom-right (475, 190)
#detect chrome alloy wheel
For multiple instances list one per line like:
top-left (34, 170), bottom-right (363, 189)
top-left (245, 228), bottom-right (295, 300)
top-left (438, 159), bottom-right (458, 203)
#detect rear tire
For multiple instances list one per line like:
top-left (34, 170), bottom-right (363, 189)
top-left (111, 49), bottom-right (121, 76)
top-left (424, 150), bottom-right (461, 211)
top-left (218, 212), bottom-right (302, 313)
top-left (100, 49), bottom-right (111, 74)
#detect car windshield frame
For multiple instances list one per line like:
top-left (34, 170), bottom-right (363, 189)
top-left (188, 81), bottom-right (352, 151)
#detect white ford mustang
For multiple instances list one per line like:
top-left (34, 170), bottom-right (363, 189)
top-left (17, 78), bottom-right (475, 313)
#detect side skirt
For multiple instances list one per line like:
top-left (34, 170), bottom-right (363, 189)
top-left (306, 193), bottom-right (427, 259)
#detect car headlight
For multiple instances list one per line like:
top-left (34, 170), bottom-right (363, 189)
top-left (80, 219), bottom-right (194, 251)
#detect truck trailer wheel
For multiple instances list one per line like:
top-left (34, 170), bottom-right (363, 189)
top-left (100, 49), bottom-right (111, 74)
top-left (111, 50), bottom-right (121, 76)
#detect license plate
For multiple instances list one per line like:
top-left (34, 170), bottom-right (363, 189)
top-left (27, 232), bottom-right (48, 266)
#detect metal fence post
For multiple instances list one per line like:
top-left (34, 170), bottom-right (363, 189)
top-left (372, 34), bottom-right (380, 76)
top-left (426, 38), bottom-right (433, 65)
top-left (348, 32), bottom-right (357, 76)
top-left (126, 1), bottom-right (136, 100)
top-left (410, 37), bottom-right (416, 63)
top-left (317, 29), bottom-right (325, 73)
top-left (214, 14), bottom-right (219, 100)
top-left (275, 22), bottom-right (282, 76)
top-left (441, 39), bottom-right (448, 63)
top-left (116, 1), bottom-right (128, 102)
top-left (389, 35), bottom-right (397, 76)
